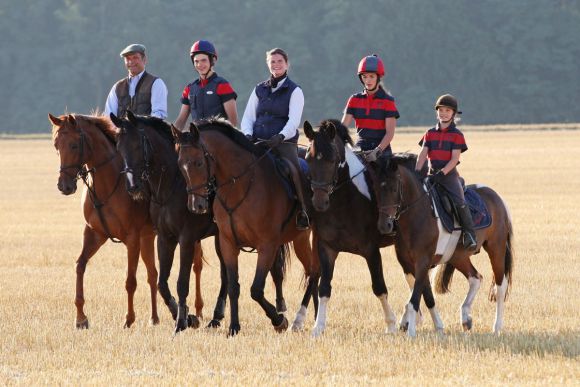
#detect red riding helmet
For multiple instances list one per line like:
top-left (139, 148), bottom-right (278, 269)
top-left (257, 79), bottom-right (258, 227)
top-left (357, 55), bottom-right (385, 77)
top-left (190, 40), bottom-right (218, 60)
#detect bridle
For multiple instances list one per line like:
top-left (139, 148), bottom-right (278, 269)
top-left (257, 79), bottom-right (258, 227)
top-left (59, 130), bottom-right (88, 179)
top-left (377, 172), bottom-right (404, 222)
top-left (182, 141), bottom-right (217, 200)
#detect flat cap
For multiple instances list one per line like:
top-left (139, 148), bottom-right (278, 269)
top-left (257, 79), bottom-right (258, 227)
top-left (120, 44), bottom-right (146, 57)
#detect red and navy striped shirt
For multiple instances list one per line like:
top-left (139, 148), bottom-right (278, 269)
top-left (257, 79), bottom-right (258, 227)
top-left (180, 75), bottom-right (236, 106)
top-left (345, 88), bottom-right (399, 140)
top-left (419, 122), bottom-right (468, 170)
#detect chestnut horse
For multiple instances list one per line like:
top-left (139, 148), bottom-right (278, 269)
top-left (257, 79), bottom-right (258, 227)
top-left (173, 119), bottom-right (319, 336)
top-left (49, 113), bottom-right (159, 328)
top-left (368, 154), bottom-right (514, 336)
top-left (303, 120), bottom-right (446, 337)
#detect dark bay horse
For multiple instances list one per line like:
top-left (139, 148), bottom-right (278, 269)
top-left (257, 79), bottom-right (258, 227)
top-left (49, 113), bottom-right (159, 329)
top-left (368, 154), bottom-right (514, 336)
top-left (110, 111), bottom-right (229, 334)
top-left (303, 119), bottom-right (446, 337)
top-left (173, 119), bottom-right (319, 336)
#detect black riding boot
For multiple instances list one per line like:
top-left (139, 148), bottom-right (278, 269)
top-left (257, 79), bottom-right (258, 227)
top-left (296, 209), bottom-right (310, 231)
top-left (457, 204), bottom-right (477, 250)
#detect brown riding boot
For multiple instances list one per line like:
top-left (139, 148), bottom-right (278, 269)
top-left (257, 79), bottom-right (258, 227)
top-left (457, 204), bottom-right (477, 250)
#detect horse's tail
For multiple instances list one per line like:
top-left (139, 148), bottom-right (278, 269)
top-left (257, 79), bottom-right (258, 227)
top-left (489, 197), bottom-right (514, 302)
top-left (433, 263), bottom-right (456, 294)
top-left (273, 243), bottom-right (291, 282)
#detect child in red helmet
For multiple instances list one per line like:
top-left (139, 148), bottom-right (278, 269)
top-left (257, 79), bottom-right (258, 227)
top-left (415, 94), bottom-right (477, 250)
top-left (341, 54), bottom-right (400, 162)
top-left (174, 40), bottom-right (238, 130)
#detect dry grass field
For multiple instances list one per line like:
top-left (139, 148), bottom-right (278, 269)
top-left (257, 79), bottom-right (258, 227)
top-left (1, 127), bottom-right (579, 385)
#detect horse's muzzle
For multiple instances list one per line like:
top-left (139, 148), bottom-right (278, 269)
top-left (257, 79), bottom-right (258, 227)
top-left (312, 190), bottom-right (330, 212)
top-left (57, 177), bottom-right (77, 195)
top-left (378, 216), bottom-right (395, 235)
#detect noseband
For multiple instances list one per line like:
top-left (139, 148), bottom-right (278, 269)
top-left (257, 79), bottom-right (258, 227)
top-left (120, 128), bottom-right (153, 182)
top-left (182, 141), bottom-right (216, 200)
top-left (377, 173), bottom-right (404, 222)
top-left (308, 143), bottom-right (343, 196)
top-left (59, 131), bottom-right (88, 179)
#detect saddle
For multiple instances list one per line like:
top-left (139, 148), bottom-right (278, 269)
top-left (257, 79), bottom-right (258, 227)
top-left (429, 183), bottom-right (492, 233)
top-left (267, 152), bottom-right (309, 200)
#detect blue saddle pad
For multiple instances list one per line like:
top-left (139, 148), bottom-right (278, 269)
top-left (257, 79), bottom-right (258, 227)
top-left (267, 154), bottom-right (308, 200)
top-left (430, 185), bottom-right (492, 233)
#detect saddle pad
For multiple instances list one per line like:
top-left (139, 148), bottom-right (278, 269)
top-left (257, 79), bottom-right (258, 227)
top-left (268, 154), bottom-right (309, 200)
top-left (430, 185), bottom-right (492, 233)
top-left (345, 145), bottom-right (371, 200)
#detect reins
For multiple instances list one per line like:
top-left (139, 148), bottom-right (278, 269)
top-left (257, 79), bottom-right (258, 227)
top-left (60, 128), bottom-right (123, 243)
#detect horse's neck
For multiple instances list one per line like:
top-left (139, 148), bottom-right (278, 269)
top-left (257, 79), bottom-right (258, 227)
top-left (205, 132), bottom-right (258, 182)
top-left (83, 124), bottom-right (120, 174)
top-left (399, 167), bottom-right (428, 215)
top-left (145, 128), bottom-right (182, 194)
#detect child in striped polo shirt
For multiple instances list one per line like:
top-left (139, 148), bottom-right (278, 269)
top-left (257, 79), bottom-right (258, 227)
top-left (415, 94), bottom-right (477, 250)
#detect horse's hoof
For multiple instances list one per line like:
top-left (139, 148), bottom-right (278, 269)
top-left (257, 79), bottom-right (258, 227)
top-left (311, 326), bottom-right (324, 338)
top-left (274, 316), bottom-right (289, 333)
top-left (150, 316), bottom-right (160, 326)
top-left (435, 328), bottom-right (446, 336)
top-left (195, 310), bottom-right (204, 320)
top-left (187, 314), bottom-right (200, 329)
top-left (174, 318), bottom-right (188, 335)
top-left (206, 319), bottom-right (221, 329)
top-left (76, 318), bottom-right (89, 330)
top-left (227, 325), bottom-right (240, 337)
top-left (386, 324), bottom-right (398, 334)
top-left (291, 320), bottom-right (304, 332)
top-left (462, 318), bottom-right (473, 331)
top-left (123, 317), bottom-right (135, 329)
top-left (399, 322), bottom-right (409, 332)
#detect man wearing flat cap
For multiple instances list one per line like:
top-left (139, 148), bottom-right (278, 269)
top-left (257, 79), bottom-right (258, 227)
top-left (104, 43), bottom-right (168, 119)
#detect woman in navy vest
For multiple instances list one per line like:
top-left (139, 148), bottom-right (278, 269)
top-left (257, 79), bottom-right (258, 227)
top-left (241, 48), bottom-right (309, 230)
top-left (174, 40), bottom-right (238, 131)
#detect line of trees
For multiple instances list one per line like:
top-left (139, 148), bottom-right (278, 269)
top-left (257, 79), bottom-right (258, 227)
top-left (2, 0), bottom-right (579, 133)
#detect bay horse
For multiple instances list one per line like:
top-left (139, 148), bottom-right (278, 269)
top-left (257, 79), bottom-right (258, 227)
top-left (367, 154), bottom-right (514, 336)
top-left (49, 113), bottom-right (159, 329)
top-left (173, 119), bottom-right (319, 336)
top-left (303, 119), bottom-right (446, 337)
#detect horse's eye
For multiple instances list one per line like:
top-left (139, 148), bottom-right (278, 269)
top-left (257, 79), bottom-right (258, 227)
top-left (70, 143), bottom-right (78, 150)
top-left (194, 160), bottom-right (204, 168)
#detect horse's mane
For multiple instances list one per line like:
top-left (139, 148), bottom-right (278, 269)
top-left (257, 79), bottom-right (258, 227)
top-left (311, 119), bottom-right (354, 161)
top-left (195, 117), bottom-right (265, 157)
top-left (132, 115), bottom-right (175, 145)
top-left (390, 152), bottom-right (420, 172)
top-left (52, 114), bottom-right (117, 146)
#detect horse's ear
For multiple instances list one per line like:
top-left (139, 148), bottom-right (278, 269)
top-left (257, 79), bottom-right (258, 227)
top-left (303, 121), bottom-right (315, 140)
top-left (171, 124), bottom-right (183, 142)
top-left (188, 122), bottom-right (200, 142)
top-left (67, 114), bottom-right (77, 127)
top-left (110, 112), bottom-right (123, 128)
top-left (126, 110), bottom-right (137, 125)
top-left (324, 121), bottom-right (336, 140)
top-left (48, 113), bottom-right (62, 126)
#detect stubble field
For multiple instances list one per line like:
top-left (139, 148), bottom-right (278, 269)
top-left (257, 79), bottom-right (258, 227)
top-left (0, 128), bottom-right (579, 385)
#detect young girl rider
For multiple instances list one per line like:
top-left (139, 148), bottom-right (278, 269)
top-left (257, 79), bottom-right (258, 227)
top-left (341, 54), bottom-right (399, 162)
top-left (174, 40), bottom-right (238, 130)
top-left (415, 94), bottom-right (477, 250)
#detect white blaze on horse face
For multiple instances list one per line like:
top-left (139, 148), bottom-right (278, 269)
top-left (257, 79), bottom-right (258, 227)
top-left (378, 294), bottom-right (397, 333)
top-left (461, 275), bottom-right (481, 330)
top-left (493, 275), bottom-right (508, 334)
top-left (312, 296), bottom-right (329, 338)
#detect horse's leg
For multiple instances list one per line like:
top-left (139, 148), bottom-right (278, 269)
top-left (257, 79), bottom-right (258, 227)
top-left (312, 241), bottom-right (338, 338)
top-left (405, 256), bottom-right (431, 337)
top-left (401, 272), bottom-right (424, 327)
top-left (123, 234), bottom-right (140, 328)
top-left (484, 226), bottom-right (512, 334)
top-left (269, 247), bottom-right (287, 315)
top-left (250, 245), bottom-right (288, 333)
top-left (220, 237), bottom-right (241, 336)
top-left (291, 231), bottom-right (320, 331)
top-left (156, 236), bottom-right (178, 321)
top-left (192, 240), bottom-right (204, 319)
top-left (422, 276), bottom-right (445, 334)
top-left (74, 225), bottom-right (107, 329)
top-left (174, 240), bottom-right (199, 334)
top-left (139, 229), bottom-right (159, 325)
top-left (365, 248), bottom-right (397, 334)
top-left (449, 254), bottom-right (482, 331)
top-left (207, 234), bottom-right (227, 328)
